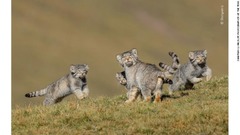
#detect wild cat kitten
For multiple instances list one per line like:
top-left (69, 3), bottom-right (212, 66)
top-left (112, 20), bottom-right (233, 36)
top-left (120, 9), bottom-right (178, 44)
top-left (25, 64), bottom-right (90, 106)
top-left (161, 50), bottom-right (212, 95)
top-left (116, 48), bottom-right (172, 103)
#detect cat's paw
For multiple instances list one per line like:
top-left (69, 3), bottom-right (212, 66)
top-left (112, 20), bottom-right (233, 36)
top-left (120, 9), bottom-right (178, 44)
top-left (206, 75), bottom-right (212, 81)
top-left (125, 99), bottom-right (134, 103)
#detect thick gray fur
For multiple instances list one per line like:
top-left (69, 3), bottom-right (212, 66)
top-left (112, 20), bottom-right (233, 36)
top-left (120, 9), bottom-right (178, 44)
top-left (116, 48), bottom-right (171, 102)
top-left (115, 71), bottom-right (172, 102)
top-left (168, 50), bottom-right (212, 95)
top-left (25, 64), bottom-right (90, 106)
top-left (116, 71), bottom-right (172, 89)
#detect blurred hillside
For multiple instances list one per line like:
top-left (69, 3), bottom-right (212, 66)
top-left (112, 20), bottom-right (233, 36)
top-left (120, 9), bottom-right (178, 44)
top-left (12, 0), bottom-right (228, 107)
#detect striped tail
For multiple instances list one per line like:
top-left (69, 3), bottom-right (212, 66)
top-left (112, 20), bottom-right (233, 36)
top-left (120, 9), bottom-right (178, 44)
top-left (25, 88), bottom-right (47, 98)
top-left (159, 62), bottom-right (176, 75)
top-left (157, 72), bottom-right (173, 84)
top-left (168, 52), bottom-right (180, 69)
top-left (163, 78), bottom-right (173, 84)
top-left (159, 62), bottom-right (172, 71)
top-left (159, 51), bottom-right (180, 75)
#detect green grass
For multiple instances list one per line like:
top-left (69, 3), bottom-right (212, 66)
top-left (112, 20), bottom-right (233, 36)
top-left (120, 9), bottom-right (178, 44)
top-left (12, 76), bottom-right (228, 135)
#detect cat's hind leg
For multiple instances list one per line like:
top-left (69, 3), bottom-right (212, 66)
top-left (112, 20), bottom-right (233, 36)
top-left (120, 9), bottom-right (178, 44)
top-left (153, 78), bottom-right (163, 103)
top-left (43, 97), bottom-right (55, 106)
top-left (169, 80), bottom-right (185, 94)
top-left (153, 90), bottom-right (162, 103)
top-left (141, 88), bottom-right (152, 103)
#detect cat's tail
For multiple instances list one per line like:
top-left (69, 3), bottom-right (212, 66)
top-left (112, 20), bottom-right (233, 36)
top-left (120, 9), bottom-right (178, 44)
top-left (168, 51), bottom-right (180, 70)
top-left (25, 88), bottom-right (47, 98)
top-left (159, 62), bottom-right (173, 73)
top-left (162, 78), bottom-right (173, 84)
top-left (159, 51), bottom-right (180, 75)
top-left (157, 72), bottom-right (173, 84)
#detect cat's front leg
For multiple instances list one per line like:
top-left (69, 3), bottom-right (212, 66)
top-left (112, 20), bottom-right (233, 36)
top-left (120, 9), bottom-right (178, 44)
top-left (189, 77), bottom-right (203, 84)
top-left (125, 87), bottom-right (139, 103)
top-left (128, 88), bottom-right (142, 101)
top-left (202, 67), bottom-right (212, 81)
top-left (73, 88), bottom-right (89, 100)
top-left (82, 86), bottom-right (89, 98)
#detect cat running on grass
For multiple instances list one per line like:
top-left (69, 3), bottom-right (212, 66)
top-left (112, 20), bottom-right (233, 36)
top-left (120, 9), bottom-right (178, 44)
top-left (159, 50), bottom-right (212, 95)
top-left (25, 64), bottom-right (89, 106)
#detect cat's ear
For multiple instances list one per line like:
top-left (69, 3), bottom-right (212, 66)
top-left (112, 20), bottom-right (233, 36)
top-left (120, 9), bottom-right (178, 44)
top-left (131, 48), bottom-right (138, 57)
top-left (203, 50), bottom-right (207, 56)
top-left (116, 72), bottom-right (120, 78)
top-left (70, 64), bottom-right (76, 73)
top-left (116, 54), bottom-right (122, 62)
top-left (188, 52), bottom-right (195, 59)
top-left (116, 54), bottom-right (124, 66)
top-left (84, 64), bottom-right (89, 70)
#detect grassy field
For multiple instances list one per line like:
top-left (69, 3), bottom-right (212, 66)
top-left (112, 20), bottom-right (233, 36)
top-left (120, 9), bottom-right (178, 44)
top-left (12, 0), bottom-right (228, 107)
top-left (12, 76), bottom-right (228, 135)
